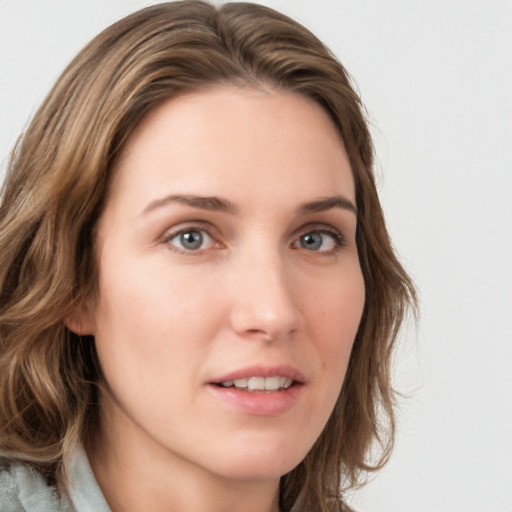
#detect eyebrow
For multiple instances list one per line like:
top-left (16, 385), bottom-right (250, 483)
top-left (143, 194), bottom-right (238, 215)
top-left (142, 193), bottom-right (357, 217)
top-left (297, 195), bottom-right (358, 216)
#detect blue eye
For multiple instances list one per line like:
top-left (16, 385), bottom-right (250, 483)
top-left (296, 230), bottom-right (341, 252)
top-left (168, 229), bottom-right (215, 251)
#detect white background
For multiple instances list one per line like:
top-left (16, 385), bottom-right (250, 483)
top-left (1, 1), bottom-right (511, 511)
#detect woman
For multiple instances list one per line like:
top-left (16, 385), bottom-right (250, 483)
top-left (0, 1), bottom-right (416, 511)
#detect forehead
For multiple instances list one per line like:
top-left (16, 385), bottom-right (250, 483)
top-left (108, 86), bottom-right (354, 214)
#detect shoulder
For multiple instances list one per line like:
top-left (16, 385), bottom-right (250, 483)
top-left (0, 457), bottom-right (74, 512)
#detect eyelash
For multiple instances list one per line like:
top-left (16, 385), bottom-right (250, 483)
top-left (161, 223), bottom-right (219, 254)
top-left (293, 226), bottom-right (346, 256)
top-left (161, 223), bottom-right (345, 256)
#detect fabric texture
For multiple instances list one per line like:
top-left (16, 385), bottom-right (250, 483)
top-left (0, 447), bottom-right (111, 512)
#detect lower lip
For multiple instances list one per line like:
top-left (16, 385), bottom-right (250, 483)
top-left (208, 384), bottom-right (303, 416)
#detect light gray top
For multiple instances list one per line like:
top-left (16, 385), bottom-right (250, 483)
top-left (0, 446), bottom-right (111, 512)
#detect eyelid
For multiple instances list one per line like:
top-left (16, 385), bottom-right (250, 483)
top-left (293, 222), bottom-right (345, 239)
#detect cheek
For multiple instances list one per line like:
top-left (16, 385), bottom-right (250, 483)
top-left (90, 261), bottom-right (227, 435)
top-left (91, 255), bottom-right (222, 384)
top-left (306, 268), bottom-right (365, 338)
top-left (96, 250), bottom-right (220, 331)
top-left (304, 268), bottom-right (365, 380)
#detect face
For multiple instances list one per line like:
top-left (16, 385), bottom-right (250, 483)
top-left (78, 86), bottom-right (365, 483)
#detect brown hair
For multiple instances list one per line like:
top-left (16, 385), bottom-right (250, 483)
top-left (0, 1), bottom-right (416, 510)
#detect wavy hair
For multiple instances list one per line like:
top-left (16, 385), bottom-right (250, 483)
top-left (0, 1), bottom-right (416, 510)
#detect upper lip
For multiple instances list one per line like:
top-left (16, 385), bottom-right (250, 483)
top-left (210, 364), bottom-right (306, 385)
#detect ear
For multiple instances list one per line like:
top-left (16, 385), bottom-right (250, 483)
top-left (64, 302), bottom-right (96, 336)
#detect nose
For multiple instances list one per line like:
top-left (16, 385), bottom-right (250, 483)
top-left (228, 247), bottom-right (300, 342)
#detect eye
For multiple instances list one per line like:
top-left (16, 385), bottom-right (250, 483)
top-left (166, 228), bottom-right (216, 252)
top-left (294, 229), bottom-right (343, 253)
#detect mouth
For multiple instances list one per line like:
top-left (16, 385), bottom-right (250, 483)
top-left (209, 364), bottom-right (305, 396)
top-left (214, 376), bottom-right (295, 392)
top-left (208, 368), bottom-right (304, 416)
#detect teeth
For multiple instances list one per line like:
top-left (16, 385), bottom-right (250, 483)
top-left (264, 376), bottom-right (280, 390)
top-left (248, 376), bottom-right (265, 391)
top-left (233, 378), bottom-right (248, 388)
top-left (219, 376), bottom-right (294, 391)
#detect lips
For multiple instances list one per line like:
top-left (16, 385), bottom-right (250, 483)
top-left (208, 364), bottom-right (306, 416)
top-left (208, 365), bottom-right (305, 416)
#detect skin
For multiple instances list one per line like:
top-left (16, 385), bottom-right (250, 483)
top-left (70, 86), bottom-right (365, 512)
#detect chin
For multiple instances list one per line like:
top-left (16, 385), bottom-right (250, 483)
top-left (207, 440), bottom-right (310, 482)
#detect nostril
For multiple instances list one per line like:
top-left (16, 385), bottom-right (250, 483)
top-left (246, 328), bottom-right (273, 340)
